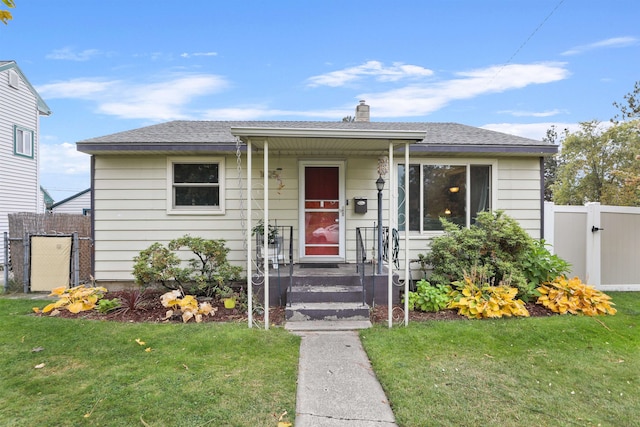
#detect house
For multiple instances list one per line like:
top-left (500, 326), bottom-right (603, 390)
top-left (0, 61), bottom-right (51, 264)
top-left (41, 186), bottom-right (54, 211)
top-left (50, 188), bottom-right (91, 215)
top-left (76, 102), bottom-right (557, 323)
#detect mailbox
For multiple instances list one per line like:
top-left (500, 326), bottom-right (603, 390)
top-left (354, 197), bottom-right (367, 214)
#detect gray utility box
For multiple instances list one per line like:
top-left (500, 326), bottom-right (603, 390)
top-left (354, 197), bottom-right (367, 214)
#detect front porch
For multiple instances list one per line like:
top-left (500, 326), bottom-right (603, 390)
top-left (254, 263), bottom-right (403, 307)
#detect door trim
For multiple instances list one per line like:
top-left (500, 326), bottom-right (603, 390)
top-left (298, 160), bottom-right (346, 262)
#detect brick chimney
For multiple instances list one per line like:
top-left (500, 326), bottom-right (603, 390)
top-left (354, 100), bottom-right (370, 122)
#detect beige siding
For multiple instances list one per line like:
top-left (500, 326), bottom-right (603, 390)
top-left (93, 153), bottom-right (546, 283)
top-left (496, 158), bottom-right (542, 238)
top-left (0, 67), bottom-right (41, 263)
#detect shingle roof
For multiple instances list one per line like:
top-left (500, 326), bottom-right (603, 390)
top-left (76, 120), bottom-right (557, 155)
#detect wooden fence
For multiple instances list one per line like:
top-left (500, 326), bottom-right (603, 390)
top-left (4, 212), bottom-right (92, 290)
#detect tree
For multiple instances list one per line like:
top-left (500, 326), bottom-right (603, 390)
top-left (1, 0), bottom-right (15, 25)
top-left (341, 116), bottom-right (355, 122)
top-left (613, 81), bottom-right (640, 122)
top-left (552, 120), bottom-right (640, 205)
top-left (542, 125), bottom-right (565, 201)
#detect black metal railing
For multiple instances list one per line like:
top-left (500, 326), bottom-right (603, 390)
top-left (254, 225), bottom-right (293, 306)
top-left (355, 227), bottom-right (367, 305)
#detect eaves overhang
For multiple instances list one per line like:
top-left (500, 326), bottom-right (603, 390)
top-left (407, 144), bottom-right (558, 156)
top-left (75, 142), bottom-right (241, 155)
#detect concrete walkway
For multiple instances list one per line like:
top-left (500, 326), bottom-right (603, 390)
top-left (290, 327), bottom-right (398, 426)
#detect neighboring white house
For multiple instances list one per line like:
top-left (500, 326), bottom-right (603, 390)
top-left (76, 102), bottom-right (557, 294)
top-left (0, 61), bottom-right (51, 264)
top-left (50, 188), bottom-right (91, 215)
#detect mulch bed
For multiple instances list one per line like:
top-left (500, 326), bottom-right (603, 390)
top-left (42, 290), bottom-right (556, 325)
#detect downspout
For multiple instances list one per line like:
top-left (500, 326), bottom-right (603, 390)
top-left (387, 142), bottom-right (394, 328)
top-left (247, 140), bottom-right (253, 328)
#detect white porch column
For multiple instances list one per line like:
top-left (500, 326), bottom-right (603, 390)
top-left (263, 140), bottom-right (270, 329)
top-left (247, 140), bottom-right (253, 328)
top-left (387, 142), bottom-right (394, 328)
top-left (404, 142), bottom-right (410, 326)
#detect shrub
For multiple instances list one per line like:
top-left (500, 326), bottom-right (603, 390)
top-left (537, 276), bottom-right (617, 315)
top-left (521, 239), bottom-right (571, 289)
top-left (133, 235), bottom-right (242, 298)
top-left (421, 211), bottom-right (570, 301)
top-left (447, 268), bottom-right (529, 319)
top-left (406, 280), bottom-right (452, 312)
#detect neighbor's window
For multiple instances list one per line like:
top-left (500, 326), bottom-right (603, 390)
top-left (14, 125), bottom-right (33, 158)
top-left (167, 157), bottom-right (225, 213)
top-left (398, 162), bottom-right (492, 231)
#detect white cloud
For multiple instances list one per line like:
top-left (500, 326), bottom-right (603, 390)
top-left (40, 142), bottom-right (90, 175)
top-left (561, 36), bottom-right (638, 56)
top-left (38, 73), bottom-right (229, 121)
top-left (358, 62), bottom-right (570, 117)
top-left (98, 74), bottom-right (228, 120)
top-left (181, 52), bottom-right (218, 58)
top-left (306, 61), bottom-right (434, 87)
top-left (46, 47), bottom-right (101, 61)
top-left (481, 122), bottom-right (582, 141)
top-left (498, 109), bottom-right (566, 118)
top-left (36, 79), bottom-right (118, 99)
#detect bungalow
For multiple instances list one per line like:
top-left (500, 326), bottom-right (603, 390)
top-left (76, 102), bottom-right (557, 326)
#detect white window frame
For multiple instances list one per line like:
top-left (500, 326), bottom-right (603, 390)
top-left (14, 125), bottom-right (34, 158)
top-left (166, 156), bottom-right (225, 215)
top-left (398, 158), bottom-right (498, 235)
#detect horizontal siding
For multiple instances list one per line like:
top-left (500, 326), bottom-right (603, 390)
top-left (92, 153), bottom-right (545, 282)
top-left (496, 158), bottom-right (541, 237)
top-left (0, 67), bottom-right (42, 263)
top-left (52, 192), bottom-right (90, 214)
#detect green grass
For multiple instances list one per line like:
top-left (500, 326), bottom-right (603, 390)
top-left (0, 298), bottom-right (300, 427)
top-left (361, 292), bottom-right (640, 427)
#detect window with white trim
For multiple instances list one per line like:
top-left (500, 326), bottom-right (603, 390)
top-left (398, 162), bottom-right (493, 231)
top-left (14, 125), bottom-right (33, 158)
top-left (167, 157), bottom-right (225, 214)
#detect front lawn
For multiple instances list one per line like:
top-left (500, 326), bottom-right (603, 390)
top-left (0, 298), bottom-right (299, 426)
top-left (361, 292), bottom-right (639, 427)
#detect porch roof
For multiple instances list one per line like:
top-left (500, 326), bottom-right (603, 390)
top-left (76, 120), bottom-right (558, 156)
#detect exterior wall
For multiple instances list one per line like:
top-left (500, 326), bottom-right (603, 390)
top-left (92, 153), bottom-right (545, 286)
top-left (0, 66), bottom-right (41, 264)
top-left (52, 190), bottom-right (91, 214)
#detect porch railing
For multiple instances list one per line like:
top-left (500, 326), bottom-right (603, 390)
top-left (254, 225), bottom-right (293, 306)
top-left (355, 227), bottom-right (367, 305)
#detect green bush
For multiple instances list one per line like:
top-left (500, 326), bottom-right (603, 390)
top-left (421, 211), bottom-right (569, 301)
top-left (406, 279), bottom-right (451, 312)
top-left (133, 235), bottom-right (242, 298)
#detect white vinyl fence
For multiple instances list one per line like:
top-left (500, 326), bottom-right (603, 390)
top-left (544, 202), bottom-right (640, 291)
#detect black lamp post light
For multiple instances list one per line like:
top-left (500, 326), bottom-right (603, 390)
top-left (376, 176), bottom-right (385, 274)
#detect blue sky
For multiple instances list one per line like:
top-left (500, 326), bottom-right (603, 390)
top-left (3, 0), bottom-right (638, 202)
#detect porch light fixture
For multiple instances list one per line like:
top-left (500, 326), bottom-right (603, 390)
top-left (376, 176), bottom-right (385, 274)
top-left (448, 186), bottom-right (460, 193)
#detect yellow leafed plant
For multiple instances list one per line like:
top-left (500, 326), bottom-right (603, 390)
top-left (537, 276), bottom-right (616, 315)
top-left (37, 285), bottom-right (108, 315)
top-left (448, 269), bottom-right (529, 319)
top-left (160, 290), bottom-right (218, 323)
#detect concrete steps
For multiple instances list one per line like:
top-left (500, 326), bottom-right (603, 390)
top-left (285, 277), bottom-right (370, 325)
